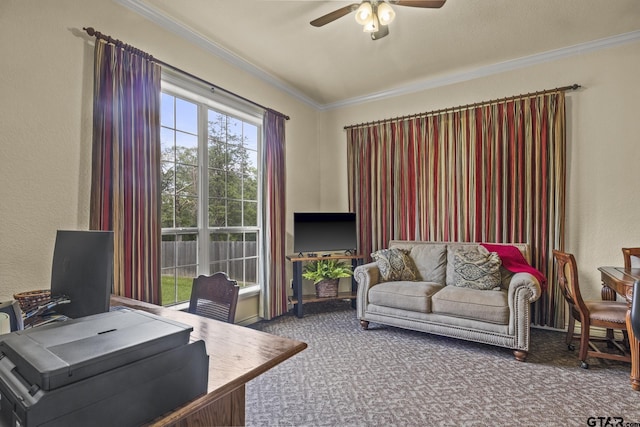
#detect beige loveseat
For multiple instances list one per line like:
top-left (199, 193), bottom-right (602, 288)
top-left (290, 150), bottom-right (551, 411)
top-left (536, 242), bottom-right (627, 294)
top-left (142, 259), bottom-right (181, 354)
top-left (355, 241), bottom-right (542, 361)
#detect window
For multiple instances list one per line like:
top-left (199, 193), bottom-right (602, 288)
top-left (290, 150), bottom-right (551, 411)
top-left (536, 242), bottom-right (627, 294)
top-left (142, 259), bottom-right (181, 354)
top-left (160, 79), bottom-right (262, 306)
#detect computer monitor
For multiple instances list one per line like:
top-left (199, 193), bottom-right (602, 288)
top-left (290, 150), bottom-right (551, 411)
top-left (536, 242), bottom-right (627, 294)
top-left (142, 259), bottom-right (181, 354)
top-left (50, 230), bottom-right (114, 318)
top-left (293, 212), bottom-right (358, 255)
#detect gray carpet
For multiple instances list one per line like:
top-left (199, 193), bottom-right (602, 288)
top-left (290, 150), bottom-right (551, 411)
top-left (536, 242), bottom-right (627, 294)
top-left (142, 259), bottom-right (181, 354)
top-left (246, 301), bottom-right (640, 427)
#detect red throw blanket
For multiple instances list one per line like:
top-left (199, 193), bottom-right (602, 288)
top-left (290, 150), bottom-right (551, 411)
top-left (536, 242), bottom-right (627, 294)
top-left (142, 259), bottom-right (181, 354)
top-left (480, 243), bottom-right (547, 292)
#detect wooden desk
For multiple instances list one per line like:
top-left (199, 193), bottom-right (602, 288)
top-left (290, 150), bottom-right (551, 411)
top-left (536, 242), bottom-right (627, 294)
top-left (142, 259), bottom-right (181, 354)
top-left (110, 295), bottom-right (307, 426)
top-left (598, 267), bottom-right (640, 391)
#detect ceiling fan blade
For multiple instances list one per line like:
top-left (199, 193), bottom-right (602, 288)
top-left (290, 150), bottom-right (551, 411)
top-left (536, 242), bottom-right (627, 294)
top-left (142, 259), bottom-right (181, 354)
top-left (310, 3), bottom-right (360, 27)
top-left (371, 25), bottom-right (390, 41)
top-left (389, 0), bottom-right (446, 8)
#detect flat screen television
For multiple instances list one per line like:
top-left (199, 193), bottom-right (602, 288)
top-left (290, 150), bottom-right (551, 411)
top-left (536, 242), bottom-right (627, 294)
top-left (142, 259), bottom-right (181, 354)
top-left (50, 230), bottom-right (114, 318)
top-left (293, 212), bottom-right (357, 255)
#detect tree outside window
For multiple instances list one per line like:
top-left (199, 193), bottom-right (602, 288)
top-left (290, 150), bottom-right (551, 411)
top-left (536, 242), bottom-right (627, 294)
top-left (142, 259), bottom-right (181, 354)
top-left (160, 92), bottom-right (260, 306)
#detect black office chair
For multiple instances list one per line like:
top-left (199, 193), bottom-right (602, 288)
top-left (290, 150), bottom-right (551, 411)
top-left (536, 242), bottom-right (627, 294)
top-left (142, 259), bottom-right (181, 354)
top-left (631, 281), bottom-right (640, 338)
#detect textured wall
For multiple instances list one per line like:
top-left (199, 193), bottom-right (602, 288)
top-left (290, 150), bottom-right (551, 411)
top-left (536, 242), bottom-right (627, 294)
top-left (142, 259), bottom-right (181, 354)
top-left (2, 0), bottom-right (638, 320)
top-left (0, 0), bottom-right (319, 307)
top-left (319, 40), bottom-right (640, 303)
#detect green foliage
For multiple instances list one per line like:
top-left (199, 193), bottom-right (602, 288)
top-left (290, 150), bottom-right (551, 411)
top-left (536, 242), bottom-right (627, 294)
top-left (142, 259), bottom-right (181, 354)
top-left (302, 259), bottom-right (353, 284)
top-left (161, 273), bottom-right (250, 306)
top-left (161, 275), bottom-right (193, 306)
top-left (161, 111), bottom-right (258, 230)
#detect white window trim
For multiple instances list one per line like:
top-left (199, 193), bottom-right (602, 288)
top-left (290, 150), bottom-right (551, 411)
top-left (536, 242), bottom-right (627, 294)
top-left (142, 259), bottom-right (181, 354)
top-left (161, 70), bottom-right (263, 305)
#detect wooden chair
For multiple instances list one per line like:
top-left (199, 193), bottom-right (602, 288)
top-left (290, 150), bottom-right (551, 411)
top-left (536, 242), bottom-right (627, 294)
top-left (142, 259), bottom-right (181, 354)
top-left (632, 281), bottom-right (640, 338)
top-left (553, 250), bottom-right (630, 369)
top-left (188, 272), bottom-right (240, 323)
top-left (622, 248), bottom-right (640, 270)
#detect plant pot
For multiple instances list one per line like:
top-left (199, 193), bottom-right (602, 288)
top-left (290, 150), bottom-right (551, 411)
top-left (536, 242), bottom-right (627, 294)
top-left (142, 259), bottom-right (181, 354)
top-left (315, 278), bottom-right (339, 298)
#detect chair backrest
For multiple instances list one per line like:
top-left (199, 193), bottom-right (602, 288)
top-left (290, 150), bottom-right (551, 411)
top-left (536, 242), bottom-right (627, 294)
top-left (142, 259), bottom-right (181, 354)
top-left (188, 272), bottom-right (240, 323)
top-left (553, 250), bottom-right (588, 320)
top-left (622, 248), bottom-right (640, 270)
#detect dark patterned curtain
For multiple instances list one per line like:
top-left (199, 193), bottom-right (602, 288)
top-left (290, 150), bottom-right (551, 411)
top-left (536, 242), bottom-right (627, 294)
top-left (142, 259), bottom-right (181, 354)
top-left (347, 93), bottom-right (566, 328)
top-left (260, 110), bottom-right (287, 319)
top-left (90, 39), bottom-right (162, 304)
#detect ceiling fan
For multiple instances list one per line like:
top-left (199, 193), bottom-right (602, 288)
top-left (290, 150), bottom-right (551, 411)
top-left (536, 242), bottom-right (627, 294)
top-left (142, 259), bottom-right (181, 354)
top-left (310, 0), bottom-right (446, 40)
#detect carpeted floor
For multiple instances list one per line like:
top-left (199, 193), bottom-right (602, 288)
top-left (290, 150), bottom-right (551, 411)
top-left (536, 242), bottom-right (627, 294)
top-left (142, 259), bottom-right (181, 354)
top-left (246, 300), bottom-right (640, 427)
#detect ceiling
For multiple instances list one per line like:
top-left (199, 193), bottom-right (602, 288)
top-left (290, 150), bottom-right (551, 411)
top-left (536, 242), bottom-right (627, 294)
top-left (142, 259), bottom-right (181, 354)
top-left (119, 0), bottom-right (640, 109)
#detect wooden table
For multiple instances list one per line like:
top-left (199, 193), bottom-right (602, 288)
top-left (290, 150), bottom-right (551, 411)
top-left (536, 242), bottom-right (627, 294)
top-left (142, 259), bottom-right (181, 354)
top-left (598, 267), bottom-right (640, 390)
top-left (110, 295), bottom-right (307, 426)
top-left (287, 254), bottom-right (364, 318)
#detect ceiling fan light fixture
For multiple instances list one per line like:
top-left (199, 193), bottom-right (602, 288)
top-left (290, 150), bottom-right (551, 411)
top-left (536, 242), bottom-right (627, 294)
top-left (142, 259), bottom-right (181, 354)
top-left (377, 2), bottom-right (395, 25)
top-left (354, 2), bottom-right (373, 25)
top-left (362, 14), bottom-right (379, 32)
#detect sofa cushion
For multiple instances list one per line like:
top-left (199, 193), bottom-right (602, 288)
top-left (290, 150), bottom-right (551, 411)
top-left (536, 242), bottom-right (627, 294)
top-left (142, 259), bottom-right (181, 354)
top-left (446, 243), bottom-right (473, 286)
top-left (453, 246), bottom-right (502, 290)
top-left (368, 281), bottom-right (443, 313)
top-left (408, 244), bottom-right (447, 284)
top-left (431, 285), bottom-right (509, 324)
top-left (372, 248), bottom-right (420, 281)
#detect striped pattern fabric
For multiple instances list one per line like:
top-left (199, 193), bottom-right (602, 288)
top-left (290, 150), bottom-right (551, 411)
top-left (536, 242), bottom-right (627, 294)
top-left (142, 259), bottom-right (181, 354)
top-left (89, 39), bottom-right (162, 304)
top-left (260, 110), bottom-right (287, 319)
top-left (347, 93), bottom-right (566, 328)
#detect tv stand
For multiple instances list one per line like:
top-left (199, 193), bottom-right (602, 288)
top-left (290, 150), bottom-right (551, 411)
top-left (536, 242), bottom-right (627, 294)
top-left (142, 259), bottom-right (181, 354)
top-left (286, 253), bottom-right (364, 318)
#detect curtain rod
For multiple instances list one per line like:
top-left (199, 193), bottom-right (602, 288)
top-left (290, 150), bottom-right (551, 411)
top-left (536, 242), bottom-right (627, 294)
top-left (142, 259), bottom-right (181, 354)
top-left (83, 27), bottom-right (290, 121)
top-left (344, 84), bottom-right (580, 130)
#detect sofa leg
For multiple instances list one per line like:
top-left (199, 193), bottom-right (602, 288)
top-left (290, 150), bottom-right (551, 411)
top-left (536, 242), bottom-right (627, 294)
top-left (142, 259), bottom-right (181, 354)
top-left (360, 320), bottom-right (369, 330)
top-left (513, 350), bottom-right (528, 362)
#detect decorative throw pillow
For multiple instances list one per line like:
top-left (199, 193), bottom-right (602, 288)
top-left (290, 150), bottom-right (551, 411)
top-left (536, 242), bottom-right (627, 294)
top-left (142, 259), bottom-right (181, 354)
top-left (453, 246), bottom-right (502, 290)
top-left (371, 248), bottom-right (420, 282)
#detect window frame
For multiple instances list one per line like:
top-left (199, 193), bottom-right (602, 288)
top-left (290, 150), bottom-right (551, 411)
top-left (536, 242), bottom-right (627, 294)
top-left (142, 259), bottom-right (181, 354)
top-left (160, 71), bottom-right (263, 306)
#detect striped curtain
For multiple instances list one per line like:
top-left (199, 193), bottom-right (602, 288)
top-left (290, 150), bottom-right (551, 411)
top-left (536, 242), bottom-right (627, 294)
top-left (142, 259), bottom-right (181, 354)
top-left (260, 110), bottom-right (287, 319)
top-left (347, 93), bottom-right (566, 328)
top-left (90, 39), bottom-right (162, 304)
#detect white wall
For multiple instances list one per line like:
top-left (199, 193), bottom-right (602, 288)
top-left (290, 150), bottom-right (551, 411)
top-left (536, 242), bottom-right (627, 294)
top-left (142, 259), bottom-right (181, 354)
top-left (2, 0), bottom-right (638, 320)
top-left (0, 0), bottom-right (320, 317)
top-left (319, 40), bottom-right (640, 303)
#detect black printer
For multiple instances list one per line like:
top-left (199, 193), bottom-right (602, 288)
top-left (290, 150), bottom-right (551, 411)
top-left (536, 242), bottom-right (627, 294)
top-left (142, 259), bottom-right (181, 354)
top-left (0, 309), bottom-right (209, 427)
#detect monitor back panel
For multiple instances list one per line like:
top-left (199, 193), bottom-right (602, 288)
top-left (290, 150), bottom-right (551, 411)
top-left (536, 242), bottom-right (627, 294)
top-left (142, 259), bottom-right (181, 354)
top-left (50, 230), bottom-right (114, 318)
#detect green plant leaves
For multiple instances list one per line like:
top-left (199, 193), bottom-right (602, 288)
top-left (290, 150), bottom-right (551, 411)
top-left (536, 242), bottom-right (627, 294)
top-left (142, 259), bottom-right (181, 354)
top-left (301, 259), bottom-right (353, 284)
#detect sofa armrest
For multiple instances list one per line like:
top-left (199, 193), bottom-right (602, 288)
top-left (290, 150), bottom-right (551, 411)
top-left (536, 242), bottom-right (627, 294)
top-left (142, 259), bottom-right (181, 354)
top-left (507, 272), bottom-right (542, 337)
top-left (507, 272), bottom-right (542, 303)
top-left (354, 262), bottom-right (381, 319)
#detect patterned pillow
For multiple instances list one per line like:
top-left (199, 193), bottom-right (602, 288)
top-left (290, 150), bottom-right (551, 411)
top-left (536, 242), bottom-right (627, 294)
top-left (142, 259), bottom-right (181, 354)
top-left (453, 246), bottom-right (502, 290)
top-left (372, 248), bottom-right (420, 282)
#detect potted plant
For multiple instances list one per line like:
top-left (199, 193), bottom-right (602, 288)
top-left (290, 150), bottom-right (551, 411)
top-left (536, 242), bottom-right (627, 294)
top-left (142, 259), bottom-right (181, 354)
top-left (302, 259), bottom-right (353, 298)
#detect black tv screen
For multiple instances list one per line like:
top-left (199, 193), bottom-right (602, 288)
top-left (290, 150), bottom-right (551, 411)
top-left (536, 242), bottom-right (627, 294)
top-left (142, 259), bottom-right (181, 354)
top-left (50, 230), bottom-right (114, 318)
top-left (293, 212), bottom-right (357, 254)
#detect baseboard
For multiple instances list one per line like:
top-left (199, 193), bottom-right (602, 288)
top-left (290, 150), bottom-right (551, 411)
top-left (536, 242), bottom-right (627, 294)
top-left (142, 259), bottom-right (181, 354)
top-left (534, 323), bottom-right (626, 340)
top-left (533, 320), bottom-right (628, 340)
top-left (237, 315), bottom-right (261, 327)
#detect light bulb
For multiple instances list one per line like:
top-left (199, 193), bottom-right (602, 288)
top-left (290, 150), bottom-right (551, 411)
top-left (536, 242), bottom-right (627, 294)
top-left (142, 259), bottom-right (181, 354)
top-left (354, 2), bottom-right (373, 25)
top-left (377, 2), bottom-right (395, 25)
top-left (363, 14), bottom-right (379, 32)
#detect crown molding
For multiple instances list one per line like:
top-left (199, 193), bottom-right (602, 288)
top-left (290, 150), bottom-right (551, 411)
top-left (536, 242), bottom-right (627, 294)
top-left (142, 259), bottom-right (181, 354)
top-left (321, 30), bottom-right (640, 110)
top-left (113, 0), bottom-right (322, 110)
top-left (114, 0), bottom-right (640, 112)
